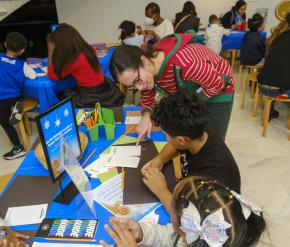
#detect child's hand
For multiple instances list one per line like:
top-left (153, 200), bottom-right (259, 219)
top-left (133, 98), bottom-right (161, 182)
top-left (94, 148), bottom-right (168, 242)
top-left (143, 167), bottom-right (168, 198)
top-left (100, 222), bottom-right (137, 247)
top-left (109, 217), bottom-right (143, 242)
top-left (0, 227), bottom-right (29, 247)
top-left (141, 156), bottom-right (163, 175)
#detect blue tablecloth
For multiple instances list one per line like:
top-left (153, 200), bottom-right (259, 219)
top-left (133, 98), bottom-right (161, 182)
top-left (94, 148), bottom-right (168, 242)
top-left (1, 106), bottom-right (170, 245)
top-left (24, 48), bottom-right (116, 113)
top-left (197, 31), bottom-right (267, 50)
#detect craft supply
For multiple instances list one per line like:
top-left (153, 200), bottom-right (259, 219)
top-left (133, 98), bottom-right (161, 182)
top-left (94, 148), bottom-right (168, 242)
top-left (122, 167), bottom-right (125, 190)
top-left (81, 148), bottom-right (97, 168)
top-left (98, 168), bottom-right (118, 183)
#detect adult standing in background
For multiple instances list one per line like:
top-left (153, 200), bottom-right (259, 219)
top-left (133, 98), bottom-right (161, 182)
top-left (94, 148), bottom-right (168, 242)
top-left (144, 2), bottom-right (174, 41)
top-left (221, 0), bottom-right (247, 31)
top-left (174, 1), bottom-right (200, 33)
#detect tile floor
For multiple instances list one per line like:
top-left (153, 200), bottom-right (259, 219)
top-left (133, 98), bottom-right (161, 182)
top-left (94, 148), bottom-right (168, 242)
top-left (0, 70), bottom-right (290, 246)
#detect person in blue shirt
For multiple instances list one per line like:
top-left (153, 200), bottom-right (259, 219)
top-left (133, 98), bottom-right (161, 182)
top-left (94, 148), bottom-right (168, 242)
top-left (240, 13), bottom-right (266, 66)
top-left (0, 32), bottom-right (36, 160)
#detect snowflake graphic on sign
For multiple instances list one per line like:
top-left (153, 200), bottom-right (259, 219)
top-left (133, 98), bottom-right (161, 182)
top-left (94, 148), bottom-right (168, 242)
top-left (44, 120), bottom-right (50, 129)
top-left (55, 119), bottom-right (61, 127)
top-left (64, 108), bottom-right (69, 117)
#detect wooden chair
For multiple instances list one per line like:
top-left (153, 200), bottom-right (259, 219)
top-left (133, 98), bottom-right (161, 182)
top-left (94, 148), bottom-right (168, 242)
top-left (223, 49), bottom-right (238, 71)
top-left (240, 65), bottom-right (263, 109)
top-left (262, 96), bottom-right (290, 140)
top-left (18, 99), bottom-right (38, 150)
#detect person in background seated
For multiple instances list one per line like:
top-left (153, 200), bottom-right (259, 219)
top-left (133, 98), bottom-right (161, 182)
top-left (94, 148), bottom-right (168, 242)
top-left (100, 177), bottom-right (266, 247)
top-left (0, 32), bottom-right (36, 160)
top-left (174, 1), bottom-right (200, 33)
top-left (221, 0), bottom-right (247, 31)
top-left (118, 20), bottom-right (145, 48)
top-left (240, 13), bottom-right (266, 66)
top-left (258, 12), bottom-right (290, 120)
top-left (47, 24), bottom-right (124, 108)
top-left (144, 2), bottom-right (174, 41)
top-left (205, 15), bottom-right (230, 54)
top-left (140, 90), bottom-right (241, 213)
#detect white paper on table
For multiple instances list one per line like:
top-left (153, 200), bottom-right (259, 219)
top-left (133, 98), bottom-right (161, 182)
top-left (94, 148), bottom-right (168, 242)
top-left (106, 156), bottom-right (140, 168)
top-left (36, 72), bottom-right (47, 77)
top-left (125, 116), bottom-right (142, 124)
top-left (32, 243), bottom-right (101, 247)
top-left (89, 174), bottom-right (160, 221)
top-left (85, 154), bottom-right (111, 174)
top-left (139, 210), bottom-right (159, 224)
top-left (110, 145), bottom-right (141, 157)
top-left (4, 204), bottom-right (47, 226)
top-left (40, 66), bottom-right (48, 73)
top-left (30, 63), bottom-right (41, 69)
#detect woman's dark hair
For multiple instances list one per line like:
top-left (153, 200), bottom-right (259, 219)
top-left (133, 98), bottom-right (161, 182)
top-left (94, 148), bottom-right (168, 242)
top-left (232, 0), bottom-right (247, 12)
top-left (119, 20), bottom-right (136, 40)
top-left (182, 1), bottom-right (197, 16)
top-left (5, 32), bottom-right (27, 52)
top-left (172, 176), bottom-right (266, 247)
top-left (151, 90), bottom-right (206, 140)
top-left (49, 24), bottom-right (99, 79)
top-left (145, 2), bottom-right (160, 15)
top-left (248, 13), bottom-right (264, 32)
top-left (110, 44), bottom-right (155, 81)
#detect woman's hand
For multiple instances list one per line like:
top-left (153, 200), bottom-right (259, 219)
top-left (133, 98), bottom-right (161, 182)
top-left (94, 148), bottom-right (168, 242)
top-left (0, 227), bottom-right (29, 247)
top-left (100, 221), bottom-right (138, 247)
top-left (136, 112), bottom-right (152, 145)
top-left (143, 166), bottom-right (168, 198)
top-left (141, 156), bottom-right (163, 175)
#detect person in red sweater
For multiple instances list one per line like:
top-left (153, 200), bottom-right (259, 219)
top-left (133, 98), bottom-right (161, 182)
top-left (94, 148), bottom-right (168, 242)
top-left (47, 24), bottom-right (124, 108)
top-left (110, 33), bottom-right (235, 142)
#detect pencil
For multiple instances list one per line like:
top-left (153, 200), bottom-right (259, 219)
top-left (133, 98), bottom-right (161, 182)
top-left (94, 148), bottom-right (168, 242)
top-left (81, 148), bottom-right (97, 168)
top-left (122, 166), bottom-right (125, 190)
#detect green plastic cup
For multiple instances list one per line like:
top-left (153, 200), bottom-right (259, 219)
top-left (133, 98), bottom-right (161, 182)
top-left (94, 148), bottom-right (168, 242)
top-left (101, 108), bottom-right (116, 140)
top-left (88, 125), bottom-right (99, 142)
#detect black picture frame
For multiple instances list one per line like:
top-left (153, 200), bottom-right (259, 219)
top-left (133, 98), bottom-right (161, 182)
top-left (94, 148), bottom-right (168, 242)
top-left (36, 97), bottom-right (81, 183)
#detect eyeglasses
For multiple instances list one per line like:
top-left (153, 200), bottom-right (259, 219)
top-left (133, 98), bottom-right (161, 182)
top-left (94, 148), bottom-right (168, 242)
top-left (127, 68), bottom-right (141, 90)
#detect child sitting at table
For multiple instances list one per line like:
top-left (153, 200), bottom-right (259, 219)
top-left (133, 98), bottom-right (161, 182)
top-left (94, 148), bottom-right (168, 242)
top-left (100, 176), bottom-right (266, 247)
top-left (205, 15), bottom-right (230, 54)
top-left (0, 32), bottom-right (36, 160)
top-left (119, 20), bottom-right (145, 48)
top-left (240, 13), bottom-right (266, 66)
top-left (141, 90), bottom-right (241, 213)
top-left (47, 24), bottom-right (124, 108)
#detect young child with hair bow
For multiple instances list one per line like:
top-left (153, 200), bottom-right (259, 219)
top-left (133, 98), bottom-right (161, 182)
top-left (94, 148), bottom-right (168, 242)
top-left (99, 176), bottom-right (266, 247)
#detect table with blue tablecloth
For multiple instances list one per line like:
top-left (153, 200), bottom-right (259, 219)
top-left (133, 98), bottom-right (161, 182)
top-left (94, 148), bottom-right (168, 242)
top-left (24, 47), bottom-right (116, 113)
top-left (0, 106), bottom-right (171, 246)
top-left (197, 31), bottom-right (267, 50)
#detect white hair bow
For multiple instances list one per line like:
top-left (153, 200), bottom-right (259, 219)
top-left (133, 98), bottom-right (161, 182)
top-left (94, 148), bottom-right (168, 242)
top-left (230, 190), bottom-right (262, 219)
top-left (180, 202), bottom-right (231, 247)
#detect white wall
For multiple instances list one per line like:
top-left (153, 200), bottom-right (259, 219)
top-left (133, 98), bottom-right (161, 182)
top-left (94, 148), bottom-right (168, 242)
top-left (56, 0), bottom-right (280, 43)
top-left (0, 0), bottom-right (29, 21)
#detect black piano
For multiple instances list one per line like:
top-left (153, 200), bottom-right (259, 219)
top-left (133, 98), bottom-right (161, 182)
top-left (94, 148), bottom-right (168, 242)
top-left (0, 0), bottom-right (58, 58)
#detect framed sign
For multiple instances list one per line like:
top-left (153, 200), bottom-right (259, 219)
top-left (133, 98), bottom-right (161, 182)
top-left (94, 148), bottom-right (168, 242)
top-left (36, 98), bottom-right (81, 183)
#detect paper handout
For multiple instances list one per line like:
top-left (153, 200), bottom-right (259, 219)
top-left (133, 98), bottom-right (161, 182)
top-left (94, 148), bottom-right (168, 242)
top-left (4, 204), bottom-right (48, 226)
top-left (88, 174), bottom-right (160, 221)
top-left (32, 243), bottom-right (101, 247)
top-left (106, 156), bottom-right (140, 168)
top-left (110, 145), bottom-right (141, 157)
top-left (125, 116), bottom-right (142, 125)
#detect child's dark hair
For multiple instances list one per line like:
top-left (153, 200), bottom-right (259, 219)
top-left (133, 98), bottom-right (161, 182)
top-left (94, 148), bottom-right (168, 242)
top-left (145, 2), bottom-right (160, 15)
top-left (232, 0), bottom-right (247, 12)
top-left (182, 1), bottom-right (197, 16)
top-left (209, 14), bottom-right (219, 24)
top-left (119, 20), bottom-right (136, 41)
top-left (172, 176), bottom-right (266, 246)
top-left (110, 44), bottom-right (156, 81)
top-left (5, 32), bottom-right (27, 52)
top-left (151, 90), bottom-right (207, 140)
top-left (49, 24), bottom-right (99, 80)
top-left (248, 13), bottom-right (264, 32)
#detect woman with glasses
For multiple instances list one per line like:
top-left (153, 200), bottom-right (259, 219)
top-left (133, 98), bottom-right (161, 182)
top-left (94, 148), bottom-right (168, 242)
top-left (110, 32), bottom-right (235, 143)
